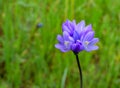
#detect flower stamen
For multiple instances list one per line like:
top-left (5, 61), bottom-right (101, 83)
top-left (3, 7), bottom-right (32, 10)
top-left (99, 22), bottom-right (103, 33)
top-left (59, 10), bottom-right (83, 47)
top-left (85, 41), bottom-right (89, 45)
top-left (64, 41), bottom-right (69, 47)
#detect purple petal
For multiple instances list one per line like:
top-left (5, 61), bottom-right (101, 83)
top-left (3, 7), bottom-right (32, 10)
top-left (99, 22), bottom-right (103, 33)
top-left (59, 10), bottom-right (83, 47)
top-left (57, 35), bottom-right (64, 44)
top-left (71, 44), bottom-right (80, 52)
top-left (55, 44), bottom-right (63, 49)
top-left (60, 48), bottom-right (70, 52)
top-left (63, 31), bottom-right (69, 40)
top-left (55, 44), bottom-right (69, 52)
top-left (76, 20), bottom-right (85, 33)
top-left (85, 45), bottom-right (99, 52)
top-left (62, 20), bottom-right (77, 36)
top-left (84, 24), bottom-right (92, 32)
top-left (72, 20), bottom-right (76, 28)
top-left (62, 24), bottom-right (71, 33)
top-left (89, 38), bottom-right (99, 45)
top-left (65, 20), bottom-right (73, 32)
top-left (68, 36), bottom-right (74, 42)
top-left (76, 40), bottom-right (82, 45)
top-left (83, 32), bottom-right (94, 41)
top-left (73, 31), bottom-right (80, 40)
top-left (71, 43), bottom-right (83, 53)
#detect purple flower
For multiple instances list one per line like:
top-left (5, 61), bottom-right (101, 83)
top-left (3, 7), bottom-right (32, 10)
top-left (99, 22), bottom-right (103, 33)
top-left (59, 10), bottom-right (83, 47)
top-left (55, 20), bottom-right (99, 54)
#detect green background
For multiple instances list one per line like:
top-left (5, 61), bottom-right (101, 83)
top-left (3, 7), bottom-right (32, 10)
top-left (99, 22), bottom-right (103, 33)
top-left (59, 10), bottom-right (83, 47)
top-left (0, 0), bottom-right (120, 88)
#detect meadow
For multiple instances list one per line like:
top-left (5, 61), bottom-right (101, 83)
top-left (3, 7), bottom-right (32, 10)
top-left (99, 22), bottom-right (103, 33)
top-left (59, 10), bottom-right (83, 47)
top-left (0, 0), bottom-right (120, 88)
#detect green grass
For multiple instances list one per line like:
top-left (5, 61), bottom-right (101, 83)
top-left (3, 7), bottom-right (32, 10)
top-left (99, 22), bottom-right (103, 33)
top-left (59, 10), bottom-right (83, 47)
top-left (0, 0), bottom-right (120, 88)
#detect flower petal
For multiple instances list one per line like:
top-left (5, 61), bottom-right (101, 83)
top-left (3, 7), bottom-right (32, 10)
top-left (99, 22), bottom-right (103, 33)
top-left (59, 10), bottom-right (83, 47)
top-left (63, 20), bottom-right (73, 31)
top-left (55, 44), bottom-right (63, 49)
top-left (83, 32), bottom-right (94, 41)
top-left (76, 20), bottom-right (85, 33)
top-left (89, 38), bottom-right (99, 45)
top-left (71, 43), bottom-right (84, 53)
top-left (68, 36), bottom-right (74, 42)
top-left (57, 35), bottom-right (64, 44)
top-left (71, 44), bottom-right (80, 52)
top-left (73, 31), bottom-right (80, 40)
top-left (63, 31), bottom-right (69, 40)
top-left (60, 48), bottom-right (69, 52)
top-left (85, 45), bottom-right (99, 52)
top-left (62, 24), bottom-right (71, 33)
top-left (84, 24), bottom-right (92, 32)
top-left (55, 44), bottom-right (69, 52)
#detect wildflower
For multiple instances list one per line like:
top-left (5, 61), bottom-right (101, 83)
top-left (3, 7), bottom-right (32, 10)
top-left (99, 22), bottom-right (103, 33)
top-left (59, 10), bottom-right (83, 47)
top-left (55, 20), bottom-right (99, 54)
top-left (55, 19), bottom-right (99, 88)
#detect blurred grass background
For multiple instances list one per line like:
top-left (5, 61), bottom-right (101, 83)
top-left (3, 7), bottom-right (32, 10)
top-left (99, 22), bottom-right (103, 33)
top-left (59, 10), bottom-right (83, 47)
top-left (0, 0), bottom-right (120, 88)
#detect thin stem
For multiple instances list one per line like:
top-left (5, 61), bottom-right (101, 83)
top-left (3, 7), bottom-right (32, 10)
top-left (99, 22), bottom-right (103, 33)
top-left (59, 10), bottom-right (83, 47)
top-left (75, 54), bottom-right (83, 88)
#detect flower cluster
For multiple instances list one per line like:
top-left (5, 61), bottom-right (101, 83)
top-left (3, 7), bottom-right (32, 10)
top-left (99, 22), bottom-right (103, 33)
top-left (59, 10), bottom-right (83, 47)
top-left (55, 20), bottom-right (99, 54)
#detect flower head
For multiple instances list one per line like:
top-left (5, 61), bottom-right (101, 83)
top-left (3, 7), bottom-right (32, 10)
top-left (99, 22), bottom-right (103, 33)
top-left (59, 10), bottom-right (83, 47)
top-left (55, 20), bottom-right (99, 54)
